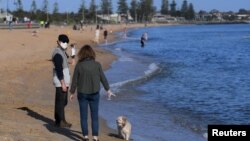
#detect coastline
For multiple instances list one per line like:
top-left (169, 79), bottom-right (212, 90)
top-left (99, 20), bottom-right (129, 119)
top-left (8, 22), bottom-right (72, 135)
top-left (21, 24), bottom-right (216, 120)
top-left (0, 23), bottom-right (168, 141)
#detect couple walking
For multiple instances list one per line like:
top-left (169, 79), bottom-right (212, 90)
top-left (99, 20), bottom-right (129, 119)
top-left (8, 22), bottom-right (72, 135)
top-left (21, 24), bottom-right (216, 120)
top-left (52, 34), bottom-right (115, 141)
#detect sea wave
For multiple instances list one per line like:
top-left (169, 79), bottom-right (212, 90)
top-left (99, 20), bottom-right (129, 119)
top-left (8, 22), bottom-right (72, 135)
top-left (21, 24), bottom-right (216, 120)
top-left (109, 63), bottom-right (162, 93)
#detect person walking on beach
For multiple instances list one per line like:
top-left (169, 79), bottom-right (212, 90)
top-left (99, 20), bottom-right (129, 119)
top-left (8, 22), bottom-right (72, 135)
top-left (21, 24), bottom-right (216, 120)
top-left (70, 43), bottom-right (77, 65)
top-left (94, 25), bottom-right (100, 44)
top-left (69, 45), bottom-right (115, 141)
top-left (51, 34), bottom-right (72, 128)
top-left (103, 28), bottom-right (108, 44)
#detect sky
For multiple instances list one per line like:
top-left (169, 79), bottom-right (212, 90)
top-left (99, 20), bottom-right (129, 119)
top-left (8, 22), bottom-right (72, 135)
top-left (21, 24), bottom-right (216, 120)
top-left (0, 0), bottom-right (250, 13)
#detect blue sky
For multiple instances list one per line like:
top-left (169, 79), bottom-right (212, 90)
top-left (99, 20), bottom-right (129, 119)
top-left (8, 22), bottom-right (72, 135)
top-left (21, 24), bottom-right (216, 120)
top-left (1, 0), bottom-right (250, 13)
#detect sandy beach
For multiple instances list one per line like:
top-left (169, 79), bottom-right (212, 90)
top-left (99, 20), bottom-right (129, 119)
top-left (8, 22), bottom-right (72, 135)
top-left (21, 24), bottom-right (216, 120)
top-left (0, 23), bottom-right (159, 141)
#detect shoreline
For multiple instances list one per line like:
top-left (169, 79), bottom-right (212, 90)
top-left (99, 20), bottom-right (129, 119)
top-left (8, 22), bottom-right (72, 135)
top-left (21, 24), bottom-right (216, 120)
top-left (0, 23), bottom-right (169, 141)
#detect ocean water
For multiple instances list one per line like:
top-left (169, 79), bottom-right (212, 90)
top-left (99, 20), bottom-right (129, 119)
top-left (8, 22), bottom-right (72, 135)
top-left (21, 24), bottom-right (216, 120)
top-left (99, 24), bottom-right (250, 141)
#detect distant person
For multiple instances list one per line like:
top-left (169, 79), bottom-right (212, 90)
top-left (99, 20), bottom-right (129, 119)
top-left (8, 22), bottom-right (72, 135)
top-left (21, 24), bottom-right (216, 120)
top-left (103, 29), bottom-right (108, 44)
top-left (80, 20), bottom-right (83, 30)
top-left (140, 32), bottom-right (149, 47)
top-left (45, 21), bottom-right (50, 28)
top-left (27, 21), bottom-right (32, 29)
top-left (32, 30), bottom-right (38, 37)
top-left (6, 15), bottom-right (13, 30)
top-left (70, 43), bottom-right (77, 65)
top-left (70, 45), bottom-right (115, 141)
top-left (141, 34), bottom-right (146, 48)
top-left (40, 20), bottom-right (44, 28)
top-left (51, 34), bottom-right (72, 128)
top-left (123, 27), bottom-right (127, 38)
top-left (93, 25), bottom-right (100, 44)
top-left (143, 32), bottom-right (148, 41)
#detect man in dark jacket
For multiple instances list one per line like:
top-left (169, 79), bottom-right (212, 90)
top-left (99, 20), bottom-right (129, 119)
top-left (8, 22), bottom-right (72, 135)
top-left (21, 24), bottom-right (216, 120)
top-left (52, 34), bottom-right (72, 128)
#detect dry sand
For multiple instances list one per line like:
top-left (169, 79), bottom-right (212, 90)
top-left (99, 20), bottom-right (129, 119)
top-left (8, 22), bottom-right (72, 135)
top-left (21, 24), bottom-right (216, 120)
top-left (0, 23), bottom-right (159, 141)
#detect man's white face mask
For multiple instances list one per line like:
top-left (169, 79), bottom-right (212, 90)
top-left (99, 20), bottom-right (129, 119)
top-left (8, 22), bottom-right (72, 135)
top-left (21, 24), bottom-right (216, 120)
top-left (60, 42), bottom-right (68, 49)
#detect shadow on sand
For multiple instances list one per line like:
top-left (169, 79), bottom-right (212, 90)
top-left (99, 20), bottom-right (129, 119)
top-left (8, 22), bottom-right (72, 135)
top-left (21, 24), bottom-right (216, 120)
top-left (108, 133), bottom-right (134, 141)
top-left (17, 107), bottom-right (83, 141)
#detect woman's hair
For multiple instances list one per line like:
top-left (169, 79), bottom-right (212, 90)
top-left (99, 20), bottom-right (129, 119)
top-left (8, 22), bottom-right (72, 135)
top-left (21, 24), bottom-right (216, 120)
top-left (78, 45), bottom-right (96, 61)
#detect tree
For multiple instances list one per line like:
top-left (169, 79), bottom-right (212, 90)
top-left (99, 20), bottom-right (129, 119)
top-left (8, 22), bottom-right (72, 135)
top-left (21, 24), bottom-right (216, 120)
top-left (30, 0), bottom-right (37, 20)
top-left (101, 0), bottom-right (112, 14)
top-left (53, 2), bottom-right (59, 14)
top-left (89, 0), bottom-right (97, 23)
top-left (78, 0), bottom-right (86, 21)
top-left (139, 0), bottom-right (155, 22)
top-left (181, 0), bottom-right (188, 18)
top-left (13, 0), bottom-right (25, 19)
top-left (117, 0), bottom-right (128, 14)
top-left (42, 0), bottom-right (49, 13)
top-left (187, 3), bottom-right (195, 20)
top-left (16, 0), bottom-right (23, 11)
top-left (30, 0), bottom-right (37, 13)
top-left (52, 1), bottom-right (59, 22)
top-left (130, 0), bottom-right (138, 22)
top-left (41, 0), bottom-right (49, 21)
top-left (170, 0), bottom-right (177, 16)
top-left (161, 0), bottom-right (169, 15)
top-left (238, 9), bottom-right (248, 14)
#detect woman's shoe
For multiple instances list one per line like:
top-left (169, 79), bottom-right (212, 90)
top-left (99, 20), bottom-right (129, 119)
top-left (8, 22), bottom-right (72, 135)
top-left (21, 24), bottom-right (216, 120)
top-left (93, 139), bottom-right (99, 141)
top-left (82, 138), bottom-right (89, 141)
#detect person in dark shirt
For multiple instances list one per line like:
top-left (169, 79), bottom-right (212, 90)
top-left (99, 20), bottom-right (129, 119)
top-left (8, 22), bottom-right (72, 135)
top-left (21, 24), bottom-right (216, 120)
top-left (70, 45), bottom-right (115, 141)
top-left (103, 29), bottom-right (108, 44)
top-left (51, 34), bottom-right (72, 128)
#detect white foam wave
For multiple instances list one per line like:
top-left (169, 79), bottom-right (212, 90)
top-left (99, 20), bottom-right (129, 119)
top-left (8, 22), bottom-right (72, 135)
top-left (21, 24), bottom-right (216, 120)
top-left (118, 57), bottom-right (134, 62)
top-left (144, 63), bottom-right (160, 75)
top-left (110, 63), bottom-right (161, 92)
top-left (115, 48), bottom-right (122, 51)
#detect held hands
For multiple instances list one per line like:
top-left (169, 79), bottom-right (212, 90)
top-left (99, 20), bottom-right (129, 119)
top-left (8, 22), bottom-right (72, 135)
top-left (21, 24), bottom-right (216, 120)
top-left (107, 90), bottom-right (116, 100)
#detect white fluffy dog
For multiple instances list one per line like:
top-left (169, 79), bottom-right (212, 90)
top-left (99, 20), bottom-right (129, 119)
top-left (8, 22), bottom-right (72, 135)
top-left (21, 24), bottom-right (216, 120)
top-left (116, 116), bottom-right (132, 141)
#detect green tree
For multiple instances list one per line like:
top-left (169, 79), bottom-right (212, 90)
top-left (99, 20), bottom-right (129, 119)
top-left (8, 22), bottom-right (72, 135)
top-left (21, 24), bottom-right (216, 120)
top-left (30, 0), bottom-right (37, 13)
top-left (238, 9), bottom-right (248, 14)
top-left (170, 0), bottom-right (177, 16)
top-left (187, 3), bottom-right (195, 20)
top-left (130, 0), bottom-right (138, 22)
top-left (42, 0), bottom-right (49, 13)
top-left (52, 1), bottom-right (59, 22)
top-left (181, 0), bottom-right (188, 18)
top-left (13, 0), bottom-right (25, 19)
top-left (117, 0), bottom-right (128, 14)
top-left (89, 0), bottom-right (97, 23)
top-left (78, 0), bottom-right (86, 21)
top-left (161, 0), bottom-right (169, 15)
top-left (16, 0), bottom-right (23, 11)
top-left (41, 0), bottom-right (49, 21)
top-left (101, 0), bottom-right (112, 14)
top-left (53, 2), bottom-right (59, 14)
top-left (30, 0), bottom-right (37, 20)
top-left (139, 0), bottom-right (155, 22)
